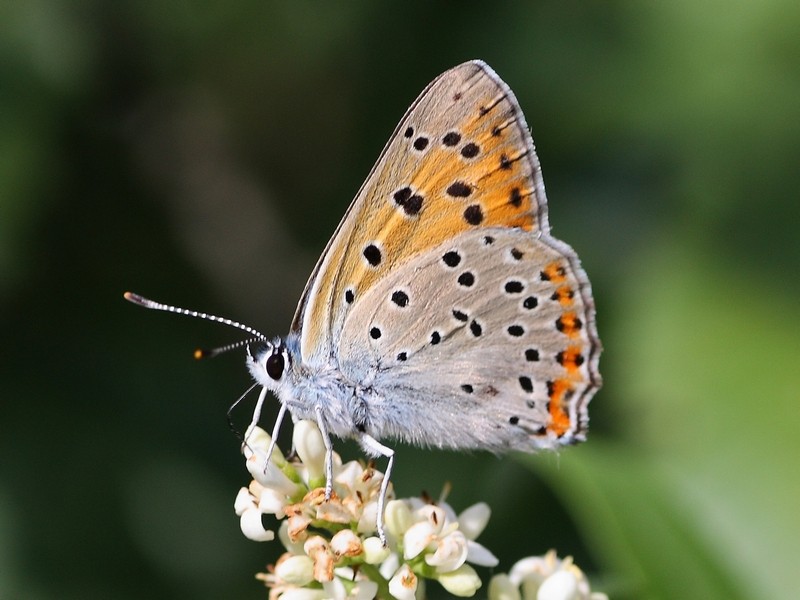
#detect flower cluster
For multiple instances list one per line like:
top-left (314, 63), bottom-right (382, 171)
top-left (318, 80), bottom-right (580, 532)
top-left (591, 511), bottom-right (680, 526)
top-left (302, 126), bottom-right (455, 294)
top-left (488, 551), bottom-right (608, 600)
top-left (234, 420), bottom-right (606, 599)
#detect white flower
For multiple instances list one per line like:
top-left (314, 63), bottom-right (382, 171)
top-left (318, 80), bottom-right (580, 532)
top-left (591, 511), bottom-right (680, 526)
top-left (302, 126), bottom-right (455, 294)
top-left (425, 530), bottom-right (469, 572)
top-left (490, 550), bottom-right (607, 600)
top-left (234, 486), bottom-right (274, 541)
top-left (403, 506), bottom-right (447, 560)
top-left (243, 428), bottom-right (302, 497)
top-left (389, 564), bottom-right (418, 600)
top-left (399, 501), bottom-right (496, 576)
top-left (237, 420), bottom-right (605, 600)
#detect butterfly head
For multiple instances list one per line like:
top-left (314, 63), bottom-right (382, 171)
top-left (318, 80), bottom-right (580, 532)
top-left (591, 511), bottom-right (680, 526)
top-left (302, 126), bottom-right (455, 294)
top-left (248, 337), bottom-right (293, 393)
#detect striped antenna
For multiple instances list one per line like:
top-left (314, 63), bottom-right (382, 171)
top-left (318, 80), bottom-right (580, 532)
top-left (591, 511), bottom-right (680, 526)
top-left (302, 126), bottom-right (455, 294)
top-left (124, 291), bottom-right (268, 342)
top-left (194, 338), bottom-right (263, 360)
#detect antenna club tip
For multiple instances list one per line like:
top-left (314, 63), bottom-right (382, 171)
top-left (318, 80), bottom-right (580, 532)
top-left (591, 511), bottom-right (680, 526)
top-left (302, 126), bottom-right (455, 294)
top-left (124, 291), bottom-right (147, 305)
top-left (194, 348), bottom-right (209, 360)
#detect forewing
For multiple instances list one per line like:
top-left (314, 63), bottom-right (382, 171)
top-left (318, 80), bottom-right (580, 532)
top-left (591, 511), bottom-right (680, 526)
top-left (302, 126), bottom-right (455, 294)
top-left (292, 61), bottom-right (548, 365)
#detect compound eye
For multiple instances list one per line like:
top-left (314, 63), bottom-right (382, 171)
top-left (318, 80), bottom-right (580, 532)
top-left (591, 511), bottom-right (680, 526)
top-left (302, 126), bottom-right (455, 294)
top-left (265, 352), bottom-right (285, 380)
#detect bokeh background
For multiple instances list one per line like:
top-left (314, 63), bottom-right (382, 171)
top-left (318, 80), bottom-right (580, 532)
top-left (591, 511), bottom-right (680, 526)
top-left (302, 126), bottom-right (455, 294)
top-left (2, 2), bottom-right (798, 599)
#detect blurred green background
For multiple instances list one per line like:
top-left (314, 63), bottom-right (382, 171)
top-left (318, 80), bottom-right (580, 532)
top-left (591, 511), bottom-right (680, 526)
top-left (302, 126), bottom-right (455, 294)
top-left (1, 2), bottom-right (798, 599)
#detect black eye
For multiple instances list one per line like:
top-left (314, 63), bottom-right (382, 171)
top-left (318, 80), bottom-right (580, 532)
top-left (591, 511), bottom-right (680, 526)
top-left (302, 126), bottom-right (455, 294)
top-left (266, 353), bottom-right (284, 380)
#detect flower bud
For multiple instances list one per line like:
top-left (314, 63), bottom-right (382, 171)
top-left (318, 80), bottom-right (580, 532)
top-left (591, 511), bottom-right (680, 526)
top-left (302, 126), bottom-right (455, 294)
top-left (330, 529), bottom-right (363, 559)
top-left (488, 573), bottom-right (522, 600)
top-left (437, 564), bottom-right (482, 597)
top-left (384, 499), bottom-right (414, 538)
top-left (537, 570), bottom-right (579, 600)
top-left (275, 555), bottom-right (314, 585)
top-left (362, 536), bottom-right (391, 564)
top-left (293, 420), bottom-right (327, 484)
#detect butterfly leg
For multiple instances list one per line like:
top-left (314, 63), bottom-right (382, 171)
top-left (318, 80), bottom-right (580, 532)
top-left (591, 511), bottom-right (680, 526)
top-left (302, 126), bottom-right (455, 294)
top-left (264, 401), bottom-right (288, 467)
top-left (244, 386), bottom-right (269, 444)
top-left (358, 433), bottom-right (395, 546)
top-left (314, 405), bottom-right (336, 500)
top-left (245, 387), bottom-right (289, 473)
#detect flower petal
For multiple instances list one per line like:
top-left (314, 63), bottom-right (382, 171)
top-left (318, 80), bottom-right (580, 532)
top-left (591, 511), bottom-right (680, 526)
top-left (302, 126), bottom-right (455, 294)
top-left (239, 506), bottom-right (274, 541)
top-left (258, 488), bottom-right (290, 516)
top-left (234, 487), bottom-right (255, 515)
top-left (384, 500), bottom-right (414, 538)
top-left (388, 564), bottom-right (418, 600)
top-left (425, 530), bottom-right (468, 572)
top-left (536, 570), bottom-right (579, 600)
top-left (330, 529), bottom-right (363, 558)
top-left (322, 577), bottom-right (347, 600)
top-left (293, 420), bottom-right (327, 484)
top-left (246, 451), bottom-right (299, 495)
top-left (351, 580), bottom-right (379, 600)
top-left (457, 502), bottom-right (491, 540)
top-left (278, 520), bottom-right (305, 555)
top-left (403, 521), bottom-right (435, 560)
top-left (286, 514), bottom-right (312, 542)
top-left (415, 505), bottom-right (446, 535)
top-left (437, 564), bottom-right (482, 597)
top-left (466, 540), bottom-right (499, 567)
top-left (509, 555), bottom-right (552, 587)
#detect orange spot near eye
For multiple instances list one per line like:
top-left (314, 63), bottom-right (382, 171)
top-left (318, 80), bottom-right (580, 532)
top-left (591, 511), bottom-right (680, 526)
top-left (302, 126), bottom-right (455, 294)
top-left (541, 262), bottom-right (567, 283)
top-left (547, 378), bottom-right (573, 436)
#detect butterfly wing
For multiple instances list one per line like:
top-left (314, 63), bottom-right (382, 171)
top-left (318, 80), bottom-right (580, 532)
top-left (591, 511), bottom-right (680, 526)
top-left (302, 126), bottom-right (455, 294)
top-left (337, 227), bottom-right (601, 451)
top-left (291, 60), bottom-right (601, 450)
top-left (292, 61), bottom-right (549, 366)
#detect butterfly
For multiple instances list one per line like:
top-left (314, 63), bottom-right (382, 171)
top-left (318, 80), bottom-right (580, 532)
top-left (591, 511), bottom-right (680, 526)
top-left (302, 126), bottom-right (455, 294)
top-left (126, 60), bottom-right (602, 543)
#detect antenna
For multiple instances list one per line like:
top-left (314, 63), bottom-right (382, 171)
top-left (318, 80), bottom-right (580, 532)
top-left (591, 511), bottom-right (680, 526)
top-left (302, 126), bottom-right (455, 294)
top-left (123, 291), bottom-right (268, 341)
top-left (194, 338), bottom-right (263, 360)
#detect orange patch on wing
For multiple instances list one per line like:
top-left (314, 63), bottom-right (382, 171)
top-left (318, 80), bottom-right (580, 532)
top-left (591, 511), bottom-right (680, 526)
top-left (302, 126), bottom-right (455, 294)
top-left (555, 311), bottom-right (583, 338)
top-left (514, 218), bottom-right (534, 232)
top-left (551, 285), bottom-right (575, 306)
top-left (540, 262), bottom-right (567, 283)
top-left (547, 378), bottom-right (573, 436)
top-left (556, 345), bottom-right (585, 377)
top-left (484, 194), bottom-right (534, 229)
